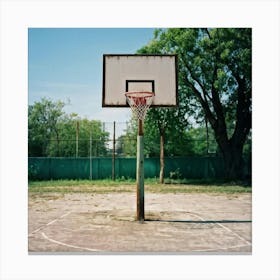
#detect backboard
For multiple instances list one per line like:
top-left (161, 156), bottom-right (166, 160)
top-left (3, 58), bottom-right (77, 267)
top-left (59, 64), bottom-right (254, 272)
top-left (102, 54), bottom-right (178, 107)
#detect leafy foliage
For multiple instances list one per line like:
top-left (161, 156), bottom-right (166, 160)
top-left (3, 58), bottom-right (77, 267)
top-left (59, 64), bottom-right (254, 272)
top-left (28, 98), bottom-right (65, 156)
top-left (136, 28), bottom-right (252, 179)
top-left (28, 98), bottom-right (109, 157)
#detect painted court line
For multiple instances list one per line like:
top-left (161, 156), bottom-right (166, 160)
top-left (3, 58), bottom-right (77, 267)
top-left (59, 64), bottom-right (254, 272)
top-left (188, 212), bottom-right (252, 247)
top-left (192, 243), bottom-right (251, 252)
top-left (41, 232), bottom-right (102, 252)
top-left (29, 211), bottom-right (72, 236)
top-left (215, 221), bottom-right (251, 246)
top-left (30, 210), bottom-right (251, 252)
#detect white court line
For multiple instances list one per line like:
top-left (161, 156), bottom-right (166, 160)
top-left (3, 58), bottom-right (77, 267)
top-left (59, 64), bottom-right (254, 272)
top-left (192, 243), bottom-right (251, 252)
top-left (31, 210), bottom-right (251, 252)
top-left (188, 212), bottom-right (252, 247)
top-left (29, 211), bottom-right (72, 236)
top-left (215, 221), bottom-right (251, 246)
top-left (41, 232), bottom-right (102, 252)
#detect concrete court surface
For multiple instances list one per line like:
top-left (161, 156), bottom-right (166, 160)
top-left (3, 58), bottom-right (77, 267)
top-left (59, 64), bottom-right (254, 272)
top-left (28, 191), bottom-right (252, 253)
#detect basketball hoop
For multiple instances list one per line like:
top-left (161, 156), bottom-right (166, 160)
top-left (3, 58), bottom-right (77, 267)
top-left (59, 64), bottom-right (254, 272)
top-left (125, 91), bottom-right (155, 120)
top-left (103, 55), bottom-right (177, 222)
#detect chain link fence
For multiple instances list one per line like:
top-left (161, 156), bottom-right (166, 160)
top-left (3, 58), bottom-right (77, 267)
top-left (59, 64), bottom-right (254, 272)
top-left (28, 121), bottom-right (251, 180)
top-left (29, 121), bottom-right (222, 158)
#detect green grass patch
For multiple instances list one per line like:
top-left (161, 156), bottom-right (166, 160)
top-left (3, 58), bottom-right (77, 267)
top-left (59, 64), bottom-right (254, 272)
top-left (28, 178), bottom-right (143, 187)
top-left (146, 184), bottom-right (251, 194)
top-left (28, 178), bottom-right (251, 194)
top-left (164, 178), bottom-right (251, 186)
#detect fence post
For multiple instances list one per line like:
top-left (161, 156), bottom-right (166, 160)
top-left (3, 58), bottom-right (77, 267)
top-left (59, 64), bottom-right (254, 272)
top-left (89, 133), bottom-right (92, 180)
top-left (76, 120), bottom-right (79, 157)
top-left (112, 121), bottom-right (116, 180)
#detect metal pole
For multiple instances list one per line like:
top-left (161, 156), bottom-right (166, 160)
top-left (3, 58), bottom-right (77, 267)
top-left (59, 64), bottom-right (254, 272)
top-left (76, 121), bottom-right (79, 157)
top-left (136, 119), bottom-right (144, 221)
top-left (89, 133), bottom-right (92, 180)
top-left (112, 121), bottom-right (116, 180)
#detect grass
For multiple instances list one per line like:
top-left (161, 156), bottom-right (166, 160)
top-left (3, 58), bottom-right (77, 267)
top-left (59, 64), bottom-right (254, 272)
top-left (28, 178), bottom-right (138, 187)
top-left (28, 178), bottom-right (251, 194)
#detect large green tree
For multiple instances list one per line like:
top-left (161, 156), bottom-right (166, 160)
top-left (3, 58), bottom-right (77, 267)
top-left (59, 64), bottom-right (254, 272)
top-left (139, 28), bottom-right (252, 179)
top-left (46, 117), bottom-right (109, 157)
top-left (144, 108), bottom-right (188, 182)
top-left (137, 46), bottom-right (190, 183)
top-left (28, 98), bottom-right (109, 157)
top-left (28, 98), bottom-right (65, 156)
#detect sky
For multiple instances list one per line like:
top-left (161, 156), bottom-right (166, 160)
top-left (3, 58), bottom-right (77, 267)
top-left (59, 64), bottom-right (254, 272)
top-left (28, 28), bottom-right (156, 122)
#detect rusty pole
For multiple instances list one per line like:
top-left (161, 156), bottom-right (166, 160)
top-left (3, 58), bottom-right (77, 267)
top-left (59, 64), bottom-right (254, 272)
top-left (136, 119), bottom-right (144, 221)
top-left (89, 132), bottom-right (92, 180)
top-left (76, 121), bottom-right (79, 158)
top-left (112, 121), bottom-right (116, 180)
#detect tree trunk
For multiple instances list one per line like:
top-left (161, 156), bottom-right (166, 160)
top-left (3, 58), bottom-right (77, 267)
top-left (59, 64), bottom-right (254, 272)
top-left (219, 140), bottom-right (245, 180)
top-left (159, 132), bottom-right (165, 184)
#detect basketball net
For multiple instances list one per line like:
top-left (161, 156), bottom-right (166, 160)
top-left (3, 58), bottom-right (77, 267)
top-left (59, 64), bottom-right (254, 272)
top-left (125, 91), bottom-right (155, 120)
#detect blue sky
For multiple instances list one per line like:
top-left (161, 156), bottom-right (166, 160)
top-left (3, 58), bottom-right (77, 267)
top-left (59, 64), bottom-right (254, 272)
top-left (28, 28), bottom-right (156, 122)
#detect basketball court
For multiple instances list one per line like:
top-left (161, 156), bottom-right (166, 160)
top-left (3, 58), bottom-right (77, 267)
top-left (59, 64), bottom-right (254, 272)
top-left (28, 190), bottom-right (252, 253)
top-left (28, 54), bottom-right (252, 253)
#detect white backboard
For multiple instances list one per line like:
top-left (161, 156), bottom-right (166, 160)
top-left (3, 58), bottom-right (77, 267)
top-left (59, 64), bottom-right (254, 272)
top-left (102, 54), bottom-right (178, 107)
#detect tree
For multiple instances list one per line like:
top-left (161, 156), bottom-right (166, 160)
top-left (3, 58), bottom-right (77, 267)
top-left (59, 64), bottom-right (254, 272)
top-left (137, 45), bottom-right (190, 183)
top-left (139, 28), bottom-right (251, 179)
top-left (28, 98), bottom-right (65, 156)
top-left (28, 98), bottom-right (110, 157)
top-left (45, 118), bottom-right (110, 157)
top-left (144, 108), bottom-right (188, 182)
top-left (116, 120), bottom-right (138, 157)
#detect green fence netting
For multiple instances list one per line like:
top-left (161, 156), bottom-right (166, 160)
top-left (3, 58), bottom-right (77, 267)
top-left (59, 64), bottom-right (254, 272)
top-left (28, 156), bottom-right (251, 181)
